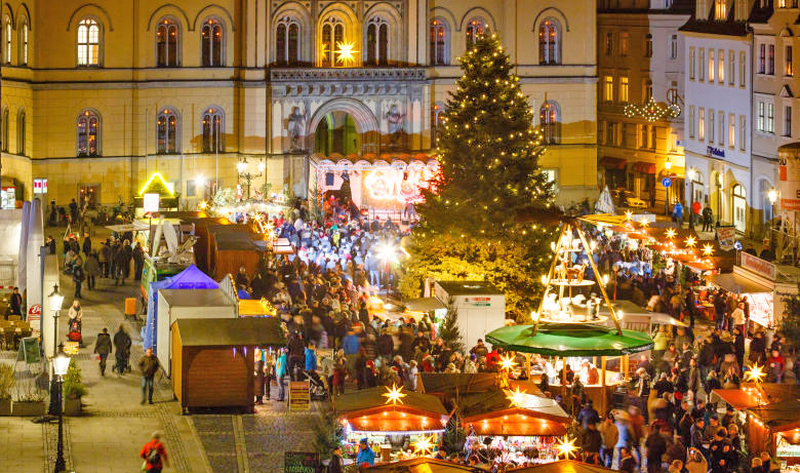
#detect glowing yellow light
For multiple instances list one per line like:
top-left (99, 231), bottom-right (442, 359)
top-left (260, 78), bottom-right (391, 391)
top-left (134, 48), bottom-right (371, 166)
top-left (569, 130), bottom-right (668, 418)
top-left (556, 436), bottom-right (578, 459)
top-left (138, 172), bottom-right (174, 196)
top-left (639, 217), bottom-right (650, 228)
top-left (198, 200), bottom-right (209, 210)
top-left (665, 228), bottom-right (677, 239)
top-left (411, 434), bottom-right (436, 457)
top-left (335, 41), bottom-right (358, 65)
top-left (684, 236), bottom-right (697, 248)
top-left (499, 354), bottom-right (518, 372)
top-left (702, 244), bottom-right (714, 256)
top-left (382, 384), bottom-right (407, 405)
top-left (624, 210), bottom-right (634, 222)
top-left (745, 364), bottom-right (766, 384)
top-left (504, 387), bottom-right (527, 407)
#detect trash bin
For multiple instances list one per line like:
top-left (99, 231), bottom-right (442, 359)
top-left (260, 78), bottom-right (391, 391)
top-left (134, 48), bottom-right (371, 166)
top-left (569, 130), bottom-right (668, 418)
top-left (125, 297), bottom-right (137, 316)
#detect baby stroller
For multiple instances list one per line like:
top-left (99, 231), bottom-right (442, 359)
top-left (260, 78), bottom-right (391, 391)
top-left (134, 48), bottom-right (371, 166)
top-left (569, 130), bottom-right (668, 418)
top-left (303, 370), bottom-right (328, 400)
top-left (67, 318), bottom-right (83, 347)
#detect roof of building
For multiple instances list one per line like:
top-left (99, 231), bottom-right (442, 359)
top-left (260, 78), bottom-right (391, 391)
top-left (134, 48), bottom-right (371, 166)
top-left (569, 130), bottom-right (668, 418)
top-left (333, 386), bottom-right (448, 416)
top-left (679, 1), bottom-right (749, 36)
top-left (418, 373), bottom-right (500, 395)
top-left (362, 458), bottom-right (480, 473)
top-left (159, 288), bottom-right (233, 308)
top-left (173, 317), bottom-right (286, 347)
top-left (435, 281), bottom-right (503, 296)
top-left (599, 0), bottom-right (693, 14)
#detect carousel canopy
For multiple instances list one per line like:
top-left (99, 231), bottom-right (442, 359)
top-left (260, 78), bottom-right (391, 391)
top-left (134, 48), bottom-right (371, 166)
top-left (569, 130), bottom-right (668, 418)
top-left (510, 459), bottom-right (617, 473)
top-left (459, 390), bottom-right (570, 437)
top-left (485, 323), bottom-right (654, 357)
top-left (334, 387), bottom-right (448, 434)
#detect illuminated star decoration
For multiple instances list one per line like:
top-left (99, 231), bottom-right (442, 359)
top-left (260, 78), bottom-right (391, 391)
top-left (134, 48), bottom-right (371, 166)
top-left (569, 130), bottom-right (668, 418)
top-left (555, 436), bottom-right (578, 459)
top-left (335, 41), bottom-right (358, 65)
top-left (745, 364), bottom-right (766, 384)
top-left (639, 216), bottom-right (650, 228)
top-left (498, 354), bottom-right (518, 373)
top-left (198, 200), bottom-right (209, 210)
top-left (264, 221), bottom-right (277, 242)
top-left (624, 96), bottom-right (681, 122)
top-left (684, 236), bottom-right (697, 248)
top-left (382, 384), bottom-right (407, 406)
top-left (624, 210), bottom-right (634, 222)
top-left (504, 387), bottom-right (527, 407)
top-left (665, 228), bottom-right (677, 239)
top-left (411, 434), bottom-right (436, 457)
top-left (702, 244), bottom-right (714, 257)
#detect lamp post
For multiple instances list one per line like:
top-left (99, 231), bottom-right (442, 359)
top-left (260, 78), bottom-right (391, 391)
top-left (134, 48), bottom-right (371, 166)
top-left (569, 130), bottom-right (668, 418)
top-left (47, 285), bottom-right (64, 417)
top-left (52, 345), bottom-right (70, 473)
top-left (664, 159), bottom-right (673, 216)
top-left (236, 158), bottom-right (266, 200)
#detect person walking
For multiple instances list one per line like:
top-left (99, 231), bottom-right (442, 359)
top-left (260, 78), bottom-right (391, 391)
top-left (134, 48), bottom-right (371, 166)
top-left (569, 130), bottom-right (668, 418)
top-left (672, 201), bottom-right (684, 228)
top-left (8, 287), bottom-right (22, 316)
top-left (94, 327), bottom-right (112, 376)
top-left (702, 204), bottom-right (714, 231)
top-left (691, 200), bottom-right (702, 229)
top-left (82, 232), bottom-right (92, 256)
top-left (138, 348), bottom-right (160, 405)
top-left (327, 445), bottom-right (345, 473)
top-left (72, 258), bottom-right (85, 299)
top-left (113, 324), bottom-right (132, 375)
top-left (139, 431), bottom-right (169, 473)
top-left (84, 251), bottom-right (100, 290)
top-left (98, 241), bottom-right (110, 278)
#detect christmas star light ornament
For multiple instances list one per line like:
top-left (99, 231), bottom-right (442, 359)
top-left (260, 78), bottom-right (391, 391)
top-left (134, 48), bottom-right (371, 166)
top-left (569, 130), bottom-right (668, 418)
top-left (702, 244), bottom-right (714, 256)
top-left (624, 210), bottom-right (634, 222)
top-left (335, 41), bottom-right (358, 65)
top-left (556, 436), bottom-right (578, 459)
top-left (411, 434), bottom-right (436, 456)
top-left (745, 364), bottom-right (766, 384)
top-left (684, 236), bottom-right (697, 248)
top-left (499, 354), bottom-right (518, 372)
top-left (382, 384), bottom-right (407, 406)
top-left (665, 228), bottom-right (677, 239)
top-left (639, 217), bottom-right (650, 228)
top-left (504, 387), bottom-right (527, 407)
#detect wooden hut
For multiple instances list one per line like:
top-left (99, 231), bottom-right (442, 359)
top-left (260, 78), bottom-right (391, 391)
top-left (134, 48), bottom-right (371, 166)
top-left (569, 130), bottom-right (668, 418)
top-left (170, 317), bottom-right (285, 412)
top-left (458, 390), bottom-right (570, 437)
top-left (334, 387), bottom-right (449, 435)
top-left (207, 225), bottom-right (267, 279)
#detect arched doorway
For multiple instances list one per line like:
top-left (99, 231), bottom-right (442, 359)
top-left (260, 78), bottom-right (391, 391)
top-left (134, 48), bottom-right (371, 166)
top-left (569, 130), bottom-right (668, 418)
top-left (732, 183), bottom-right (747, 233)
top-left (314, 112), bottom-right (360, 155)
top-left (710, 171), bottom-right (723, 224)
top-left (690, 169), bottom-right (705, 207)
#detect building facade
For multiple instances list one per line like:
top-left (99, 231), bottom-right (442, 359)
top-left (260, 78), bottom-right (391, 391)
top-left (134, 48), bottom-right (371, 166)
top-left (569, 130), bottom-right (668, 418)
top-left (680, 0), bottom-right (753, 233)
top-left (598, 0), bottom-right (692, 214)
top-left (0, 0), bottom-right (599, 209)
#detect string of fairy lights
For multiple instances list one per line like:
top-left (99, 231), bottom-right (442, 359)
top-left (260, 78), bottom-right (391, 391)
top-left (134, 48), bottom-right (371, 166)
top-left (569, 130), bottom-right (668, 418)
top-left (623, 96), bottom-right (681, 122)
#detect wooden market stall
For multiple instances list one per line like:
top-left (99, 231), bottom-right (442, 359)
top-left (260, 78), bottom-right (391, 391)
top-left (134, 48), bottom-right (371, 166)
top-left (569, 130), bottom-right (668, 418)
top-left (357, 457), bottom-right (481, 472)
top-left (178, 216), bottom-right (231, 274)
top-left (170, 317), bottom-right (285, 413)
top-left (208, 225), bottom-right (267, 280)
top-left (509, 459), bottom-right (618, 473)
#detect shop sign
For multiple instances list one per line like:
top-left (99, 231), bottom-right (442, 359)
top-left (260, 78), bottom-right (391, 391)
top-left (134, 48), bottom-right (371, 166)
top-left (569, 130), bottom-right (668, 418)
top-left (1, 187), bottom-right (15, 209)
top-left (33, 178), bottom-right (48, 194)
top-left (707, 146), bottom-right (725, 158)
top-left (779, 155), bottom-right (800, 210)
top-left (465, 297), bottom-right (492, 307)
top-left (777, 444), bottom-right (800, 458)
top-left (749, 291), bottom-right (774, 329)
top-left (741, 252), bottom-right (777, 280)
top-left (63, 341), bottom-right (80, 355)
top-left (27, 304), bottom-right (40, 337)
top-left (142, 193), bottom-right (160, 213)
top-left (289, 381), bottom-right (310, 411)
top-left (283, 452), bottom-right (319, 473)
top-left (716, 225), bottom-right (736, 249)
top-left (16, 337), bottom-right (40, 364)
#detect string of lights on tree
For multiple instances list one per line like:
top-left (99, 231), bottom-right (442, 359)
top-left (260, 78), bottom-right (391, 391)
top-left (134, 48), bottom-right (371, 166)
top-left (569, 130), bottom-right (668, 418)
top-left (623, 96), bottom-right (681, 122)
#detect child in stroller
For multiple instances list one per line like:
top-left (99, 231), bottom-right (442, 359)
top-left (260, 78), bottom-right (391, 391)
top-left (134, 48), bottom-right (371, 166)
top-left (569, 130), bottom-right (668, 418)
top-left (303, 370), bottom-right (328, 400)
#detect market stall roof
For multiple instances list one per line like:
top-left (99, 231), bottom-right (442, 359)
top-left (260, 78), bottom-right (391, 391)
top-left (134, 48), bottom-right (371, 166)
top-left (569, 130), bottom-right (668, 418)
top-left (458, 390), bottom-right (570, 436)
top-left (486, 323), bottom-right (654, 357)
top-left (362, 458), bottom-right (480, 472)
top-left (334, 387), bottom-right (448, 433)
top-left (748, 399), bottom-right (800, 431)
top-left (209, 225), bottom-right (267, 252)
top-left (706, 272), bottom-right (772, 294)
top-left (711, 384), bottom-right (800, 409)
top-left (435, 281), bottom-right (503, 296)
top-left (173, 317), bottom-right (286, 347)
top-left (159, 289), bottom-right (232, 308)
top-left (335, 387), bottom-right (447, 416)
top-left (405, 297), bottom-right (446, 313)
top-left (509, 460), bottom-right (618, 473)
top-left (418, 373), bottom-right (500, 395)
top-left (105, 220), bottom-right (150, 233)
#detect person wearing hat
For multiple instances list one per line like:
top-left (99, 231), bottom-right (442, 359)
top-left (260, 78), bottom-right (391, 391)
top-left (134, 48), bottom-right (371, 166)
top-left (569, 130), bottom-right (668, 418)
top-left (356, 438), bottom-right (375, 466)
top-left (328, 445), bottom-right (344, 473)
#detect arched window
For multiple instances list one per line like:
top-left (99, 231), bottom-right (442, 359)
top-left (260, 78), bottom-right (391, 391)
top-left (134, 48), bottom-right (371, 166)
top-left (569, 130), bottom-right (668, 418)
top-left (321, 17), bottom-right (345, 67)
top-left (276, 17), bottom-right (300, 65)
top-left (201, 19), bottom-right (224, 67)
top-left (77, 18), bottom-right (101, 66)
top-left (539, 19), bottom-right (561, 65)
top-left (760, 179), bottom-right (775, 223)
top-left (430, 19), bottom-right (449, 65)
top-left (3, 18), bottom-right (11, 64)
top-left (17, 19), bottom-right (28, 66)
top-left (76, 110), bottom-right (99, 157)
top-left (0, 107), bottom-right (7, 152)
top-left (539, 101), bottom-right (560, 145)
top-left (366, 17), bottom-right (389, 65)
top-left (156, 108), bottom-right (179, 154)
top-left (715, 0), bottom-right (727, 20)
top-left (156, 18), bottom-right (180, 67)
top-left (465, 19), bottom-right (485, 45)
top-left (431, 102), bottom-right (446, 145)
top-left (16, 108), bottom-right (25, 155)
top-left (202, 108), bottom-right (223, 153)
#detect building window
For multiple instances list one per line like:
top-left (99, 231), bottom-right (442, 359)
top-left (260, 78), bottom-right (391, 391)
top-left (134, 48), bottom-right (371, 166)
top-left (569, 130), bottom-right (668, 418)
top-left (76, 110), bottom-right (99, 157)
top-left (699, 108), bottom-right (705, 141)
top-left (759, 44), bottom-right (766, 74)
top-left (689, 106), bottom-right (696, 138)
top-left (3, 19), bottom-right (10, 64)
top-left (366, 17), bottom-right (389, 65)
top-left (729, 50), bottom-right (735, 85)
top-left (465, 19), bottom-right (485, 45)
top-left (690, 47), bottom-right (696, 79)
top-left (18, 20), bottom-right (27, 66)
top-left (670, 34), bottom-right (678, 59)
top-left (740, 115), bottom-right (746, 150)
top-left (620, 76), bottom-right (629, 102)
top-left (202, 108), bottom-right (223, 153)
top-left (729, 113), bottom-right (736, 148)
top-left (740, 51), bottom-right (746, 86)
top-left (16, 108), bottom-right (24, 155)
top-left (276, 18), bottom-right (300, 65)
top-left (156, 109), bottom-right (179, 154)
top-left (718, 111), bottom-right (725, 146)
top-left (621, 32), bottom-right (629, 56)
top-left (0, 107), bottom-right (7, 151)
top-left (645, 34), bottom-right (653, 58)
top-left (321, 17), bottom-right (345, 67)
top-left (643, 79), bottom-right (653, 101)
top-left (785, 105), bottom-right (793, 137)
top-left (709, 49), bottom-right (715, 82)
top-left (715, 0), bottom-right (727, 19)
top-left (649, 125), bottom-right (657, 150)
top-left (603, 75), bottom-right (614, 102)
top-left (768, 102), bottom-right (775, 133)
top-left (605, 32), bottom-right (613, 56)
top-left (201, 19), bottom-right (224, 67)
top-left (718, 49), bottom-right (724, 82)
top-left (156, 18), bottom-right (180, 67)
top-left (539, 101), bottom-right (560, 145)
top-left (77, 18), bottom-right (101, 66)
top-left (709, 109), bottom-right (715, 143)
top-left (769, 44), bottom-right (775, 75)
top-left (699, 48), bottom-right (705, 81)
top-left (787, 45), bottom-right (794, 76)
top-left (430, 19), bottom-right (448, 65)
top-left (539, 19), bottom-right (560, 65)
top-left (758, 101), bottom-right (765, 131)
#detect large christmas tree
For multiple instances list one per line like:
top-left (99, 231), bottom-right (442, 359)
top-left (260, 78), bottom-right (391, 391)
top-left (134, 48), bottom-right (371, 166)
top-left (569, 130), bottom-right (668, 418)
top-left (401, 33), bottom-right (557, 319)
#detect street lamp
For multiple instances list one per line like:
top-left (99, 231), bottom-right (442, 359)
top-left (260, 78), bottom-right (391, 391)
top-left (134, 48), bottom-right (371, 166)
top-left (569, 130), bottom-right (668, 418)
top-left (47, 285), bottom-right (64, 418)
top-left (236, 158), bottom-right (266, 200)
top-left (52, 345), bottom-right (70, 473)
top-left (377, 241), bottom-right (399, 295)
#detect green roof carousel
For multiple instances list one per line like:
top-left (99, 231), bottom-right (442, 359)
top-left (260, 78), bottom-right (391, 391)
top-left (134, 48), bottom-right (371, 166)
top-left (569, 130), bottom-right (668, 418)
top-left (485, 217), bottom-right (654, 413)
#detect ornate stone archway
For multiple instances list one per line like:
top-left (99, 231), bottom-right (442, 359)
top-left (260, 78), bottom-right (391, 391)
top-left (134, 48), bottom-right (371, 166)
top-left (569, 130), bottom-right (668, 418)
top-left (305, 97), bottom-right (380, 155)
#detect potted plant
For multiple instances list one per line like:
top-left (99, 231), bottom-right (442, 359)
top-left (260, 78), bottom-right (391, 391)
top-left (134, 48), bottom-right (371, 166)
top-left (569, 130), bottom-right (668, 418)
top-left (62, 359), bottom-right (87, 416)
top-left (13, 388), bottom-right (46, 416)
top-left (0, 364), bottom-right (14, 415)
